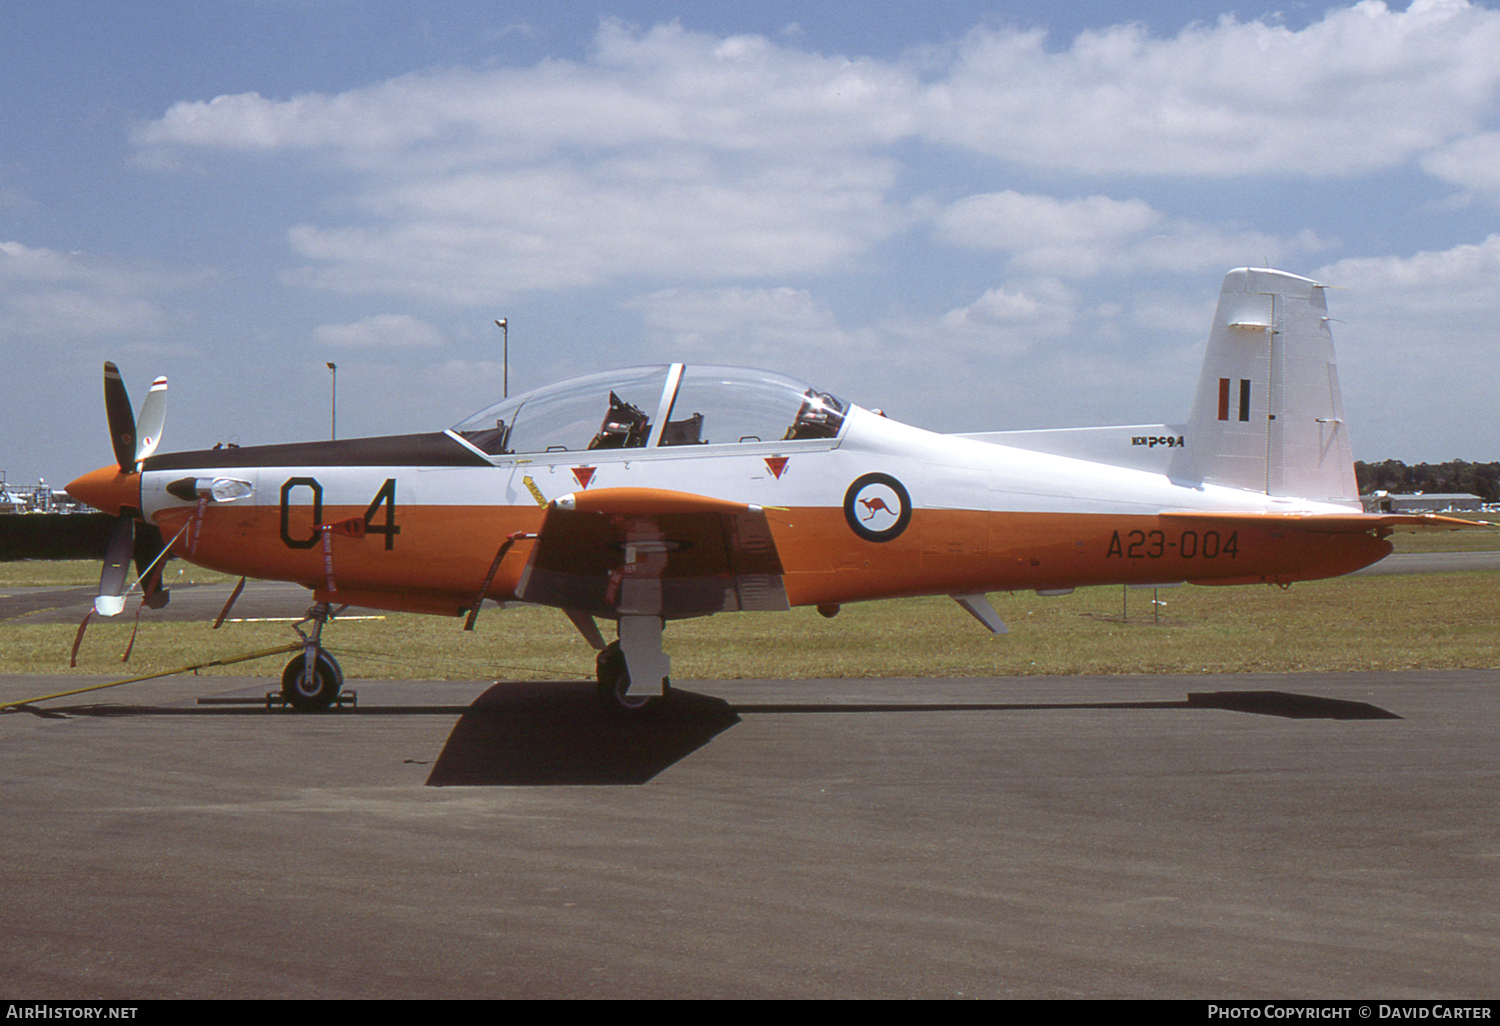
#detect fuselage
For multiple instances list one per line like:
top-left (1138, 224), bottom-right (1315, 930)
top-left (70, 388), bottom-right (1388, 619)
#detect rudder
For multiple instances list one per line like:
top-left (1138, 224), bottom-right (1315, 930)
top-left (1171, 268), bottom-right (1358, 507)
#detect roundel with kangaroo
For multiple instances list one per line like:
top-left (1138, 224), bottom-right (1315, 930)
top-left (843, 473), bottom-right (912, 542)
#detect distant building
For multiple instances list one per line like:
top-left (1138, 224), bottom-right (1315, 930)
top-left (1361, 491), bottom-right (1483, 513)
top-left (0, 477), bottom-right (88, 514)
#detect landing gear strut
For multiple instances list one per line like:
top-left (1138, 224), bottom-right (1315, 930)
top-left (281, 603), bottom-right (345, 711)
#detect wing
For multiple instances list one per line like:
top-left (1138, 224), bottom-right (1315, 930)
top-left (515, 487), bottom-right (790, 618)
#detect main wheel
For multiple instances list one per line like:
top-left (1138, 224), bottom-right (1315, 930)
top-left (595, 641), bottom-right (667, 715)
top-left (281, 650), bottom-right (344, 712)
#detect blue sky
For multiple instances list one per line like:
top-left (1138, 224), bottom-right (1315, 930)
top-left (6, 0), bottom-right (1500, 489)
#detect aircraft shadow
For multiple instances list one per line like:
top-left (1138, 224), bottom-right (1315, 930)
top-left (729, 691), bottom-right (1400, 721)
top-left (1184, 690), bottom-right (1400, 720)
top-left (427, 685), bottom-right (1397, 786)
top-left (426, 681), bottom-right (740, 787)
top-left (18, 687), bottom-right (1394, 725)
top-left (12, 684), bottom-right (1396, 787)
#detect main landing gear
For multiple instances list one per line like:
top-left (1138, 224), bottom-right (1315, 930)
top-left (273, 605), bottom-right (670, 716)
top-left (595, 641), bottom-right (670, 715)
top-left (593, 616), bottom-right (672, 716)
top-left (280, 603), bottom-right (346, 712)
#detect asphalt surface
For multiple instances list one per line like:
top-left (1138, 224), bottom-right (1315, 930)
top-left (1350, 550), bottom-right (1500, 575)
top-left (2, 668), bottom-right (1497, 999)
top-left (2, 553), bottom-right (1496, 999)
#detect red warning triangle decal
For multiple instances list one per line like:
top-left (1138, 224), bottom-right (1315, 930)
top-left (572, 467), bottom-right (596, 489)
top-left (765, 456), bottom-right (789, 479)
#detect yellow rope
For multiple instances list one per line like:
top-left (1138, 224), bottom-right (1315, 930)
top-left (1, 642), bottom-right (302, 711)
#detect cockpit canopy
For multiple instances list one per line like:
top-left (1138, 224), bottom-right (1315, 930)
top-left (451, 365), bottom-right (848, 457)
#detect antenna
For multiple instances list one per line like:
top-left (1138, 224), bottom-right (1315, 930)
top-left (495, 319), bottom-right (508, 398)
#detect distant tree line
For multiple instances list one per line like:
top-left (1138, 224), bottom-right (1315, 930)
top-left (0, 512), bottom-right (138, 561)
top-left (1355, 460), bottom-right (1500, 503)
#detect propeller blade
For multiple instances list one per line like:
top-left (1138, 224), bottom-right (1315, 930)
top-left (95, 515), bottom-right (134, 617)
top-left (103, 361), bottom-right (137, 474)
top-left (134, 376), bottom-right (168, 464)
top-left (134, 521), bottom-right (170, 610)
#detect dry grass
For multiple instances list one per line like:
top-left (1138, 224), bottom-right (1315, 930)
top-left (1391, 513), bottom-right (1500, 552)
top-left (0, 560), bottom-right (237, 588)
top-left (665, 573), bottom-right (1499, 678)
top-left (8, 563), bottom-right (1496, 683)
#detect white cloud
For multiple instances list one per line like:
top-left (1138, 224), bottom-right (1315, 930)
top-left (1315, 234), bottom-right (1500, 317)
top-left (139, 18), bottom-right (915, 304)
top-left (820, 277), bottom-right (1210, 434)
top-left (627, 285), bottom-right (868, 372)
top-left (0, 241), bottom-right (196, 341)
top-left (937, 192), bottom-right (1162, 253)
top-left (128, 5), bottom-right (1500, 311)
top-left (924, 0), bottom-right (1500, 177)
top-left (282, 154), bottom-right (901, 303)
top-left (1312, 236), bottom-right (1500, 459)
top-left (937, 277), bottom-right (1079, 349)
top-left (621, 282), bottom-right (1068, 429)
top-left (1421, 131), bottom-right (1500, 198)
top-left (935, 191), bottom-right (1332, 277)
top-left (134, 20), bottom-right (915, 164)
top-left (312, 313), bottom-right (445, 348)
top-left (1, 240), bottom-right (93, 285)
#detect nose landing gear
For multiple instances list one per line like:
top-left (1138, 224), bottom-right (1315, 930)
top-left (280, 603), bottom-right (347, 711)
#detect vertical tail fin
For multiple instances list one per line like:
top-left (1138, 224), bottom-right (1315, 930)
top-left (1171, 268), bottom-right (1358, 506)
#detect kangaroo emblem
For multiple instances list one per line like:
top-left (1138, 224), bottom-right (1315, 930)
top-left (844, 473), bottom-right (912, 542)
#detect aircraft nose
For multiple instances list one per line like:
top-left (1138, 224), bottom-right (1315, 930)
top-left (65, 465), bottom-right (141, 516)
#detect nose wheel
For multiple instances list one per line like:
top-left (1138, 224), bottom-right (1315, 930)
top-left (280, 603), bottom-right (345, 711)
top-left (281, 649), bottom-right (344, 711)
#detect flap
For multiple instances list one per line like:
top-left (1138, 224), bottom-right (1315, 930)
top-left (515, 487), bottom-right (789, 617)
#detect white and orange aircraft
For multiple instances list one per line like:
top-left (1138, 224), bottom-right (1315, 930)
top-left (66, 268), bottom-right (1477, 712)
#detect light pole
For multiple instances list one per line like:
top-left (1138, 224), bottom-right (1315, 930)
top-left (326, 362), bottom-right (337, 440)
top-left (495, 319), bottom-right (508, 398)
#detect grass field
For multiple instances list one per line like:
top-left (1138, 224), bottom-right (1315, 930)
top-left (4, 519), bottom-right (1496, 684)
top-left (1384, 512), bottom-right (1500, 551)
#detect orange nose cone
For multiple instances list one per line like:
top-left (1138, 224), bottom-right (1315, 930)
top-left (65, 465), bottom-right (141, 516)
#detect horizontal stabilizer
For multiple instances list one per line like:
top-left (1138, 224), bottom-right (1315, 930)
top-left (1160, 510), bottom-right (1488, 534)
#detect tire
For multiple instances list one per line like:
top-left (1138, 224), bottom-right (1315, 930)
top-left (595, 641), bottom-right (666, 715)
top-left (281, 650), bottom-right (344, 712)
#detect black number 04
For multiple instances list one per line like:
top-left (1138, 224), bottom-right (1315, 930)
top-left (279, 477), bottom-right (401, 551)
